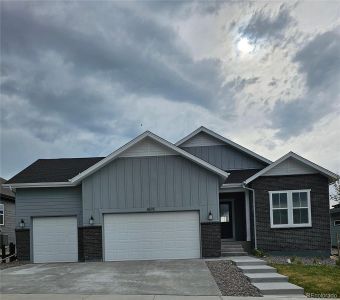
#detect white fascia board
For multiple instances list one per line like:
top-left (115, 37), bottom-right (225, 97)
top-left (176, 126), bottom-right (272, 164)
top-left (70, 131), bottom-right (229, 184)
top-left (2, 182), bottom-right (75, 189)
top-left (244, 151), bottom-right (339, 184)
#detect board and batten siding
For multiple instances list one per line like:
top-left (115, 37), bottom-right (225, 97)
top-left (82, 155), bottom-right (220, 225)
top-left (181, 145), bottom-right (266, 170)
top-left (15, 187), bottom-right (82, 228)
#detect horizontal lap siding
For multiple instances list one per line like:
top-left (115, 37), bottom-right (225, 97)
top-left (0, 199), bottom-right (16, 243)
top-left (82, 155), bottom-right (220, 225)
top-left (15, 187), bottom-right (82, 228)
top-left (182, 145), bottom-right (266, 170)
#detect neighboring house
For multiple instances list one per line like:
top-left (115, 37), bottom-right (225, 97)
top-left (3, 127), bottom-right (338, 263)
top-left (330, 204), bottom-right (340, 248)
top-left (0, 177), bottom-right (16, 245)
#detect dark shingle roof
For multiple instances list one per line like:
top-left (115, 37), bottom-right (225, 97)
top-left (224, 169), bottom-right (262, 184)
top-left (6, 157), bottom-right (104, 184)
top-left (0, 177), bottom-right (15, 200)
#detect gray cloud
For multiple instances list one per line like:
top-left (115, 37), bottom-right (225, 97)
top-left (271, 28), bottom-right (340, 138)
top-left (240, 4), bottom-right (294, 41)
top-left (1, 1), bottom-right (233, 144)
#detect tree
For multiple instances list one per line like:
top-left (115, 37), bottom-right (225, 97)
top-left (330, 177), bottom-right (340, 205)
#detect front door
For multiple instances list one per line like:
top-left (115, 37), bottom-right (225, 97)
top-left (220, 202), bottom-right (233, 239)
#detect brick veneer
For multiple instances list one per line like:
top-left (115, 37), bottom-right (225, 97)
top-left (15, 229), bottom-right (30, 261)
top-left (201, 222), bottom-right (221, 257)
top-left (78, 226), bottom-right (102, 261)
top-left (250, 174), bottom-right (331, 256)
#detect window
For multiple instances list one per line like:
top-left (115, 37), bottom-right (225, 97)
top-left (335, 220), bottom-right (340, 226)
top-left (269, 190), bottom-right (311, 228)
top-left (0, 204), bottom-right (4, 225)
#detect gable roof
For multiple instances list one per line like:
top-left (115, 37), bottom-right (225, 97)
top-left (176, 126), bottom-right (272, 165)
top-left (4, 131), bottom-right (229, 188)
top-left (70, 131), bottom-right (229, 185)
top-left (0, 177), bottom-right (15, 200)
top-left (5, 157), bottom-right (104, 186)
top-left (244, 151), bottom-right (339, 184)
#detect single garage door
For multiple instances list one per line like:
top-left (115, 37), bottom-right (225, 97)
top-left (104, 211), bottom-right (200, 261)
top-left (33, 216), bottom-right (78, 263)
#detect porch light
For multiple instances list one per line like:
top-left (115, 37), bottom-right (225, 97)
top-left (89, 216), bottom-right (94, 225)
top-left (208, 211), bottom-right (213, 221)
top-left (19, 219), bottom-right (25, 229)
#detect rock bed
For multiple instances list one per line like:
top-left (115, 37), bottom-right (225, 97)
top-left (264, 255), bottom-right (336, 266)
top-left (206, 260), bottom-right (262, 296)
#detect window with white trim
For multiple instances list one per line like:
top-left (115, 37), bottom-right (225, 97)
top-left (269, 190), bottom-right (311, 228)
top-left (0, 204), bottom-right (4, 225)
top-left (334, 220), bottom-right (340, 226)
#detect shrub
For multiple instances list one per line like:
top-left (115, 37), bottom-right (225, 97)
top-left (252, 248), bottom-right (265, 257)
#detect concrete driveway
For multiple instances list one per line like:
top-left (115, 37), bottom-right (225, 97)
top-left (0, 260), bottom-right (221, 295)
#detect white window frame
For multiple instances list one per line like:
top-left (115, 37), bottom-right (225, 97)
top-left (0, 204), bottom-right (4, 226)
top-left (269, 189), bottom-right (312, 228)
top-left (334, 220), bottom-right (340, 226)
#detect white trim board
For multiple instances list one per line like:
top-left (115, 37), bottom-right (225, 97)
top-left (176, 126), bottom-right (271, 164)
top-left (244, 152), bottom-right (339, 184)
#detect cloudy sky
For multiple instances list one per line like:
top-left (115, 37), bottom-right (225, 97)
top-left (1, 1), bottom-right (340, 189)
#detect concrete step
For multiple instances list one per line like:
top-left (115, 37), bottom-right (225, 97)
top-left (245, 272), bottom-right (288, 283)
top-left (221, 242), bottom-right (243, 246)
top-left (252, 282), bottom-right (304, 295)
top-left (233, 259), bottom-right (267, 266)
top-left (238, 265), bottom-right (276, 273)
top-left (221, 251), bottom-right (248, 256)
top-left (221, 247), bottom-right (244, 252)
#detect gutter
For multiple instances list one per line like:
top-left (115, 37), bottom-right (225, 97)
top-left (242, 183), bottom-right (257, 250)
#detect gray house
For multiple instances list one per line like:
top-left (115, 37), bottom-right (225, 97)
top-left (3, 127), bottom-right (338, 263)
top-left (0, 177), bottom-right (16, 245)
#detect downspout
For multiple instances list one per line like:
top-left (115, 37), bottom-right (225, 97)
top-left (243, 183), bottom-right (257, 249)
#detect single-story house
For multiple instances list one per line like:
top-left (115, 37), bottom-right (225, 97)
top-left (3, 127), bottom-right (338, 263)
top-left (330, 204), bottom-right (340, 248)
top-left (0, 177), bottom-right (16, 245)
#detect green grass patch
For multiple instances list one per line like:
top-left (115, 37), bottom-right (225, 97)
top-left (272, 264), bottom-right (340, 297)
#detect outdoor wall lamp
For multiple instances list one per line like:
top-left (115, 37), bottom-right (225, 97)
top-left (19, 219), bottom-right (25, 228)
top-left (89, 215), bottom-right (94, 225)
top-left (208, 210), bottom-right (213, 221)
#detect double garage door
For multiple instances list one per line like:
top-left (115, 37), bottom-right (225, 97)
top-left (32, 211), bottom-right (200, 263)
top-left (104, 211), bottom-right (200, 261)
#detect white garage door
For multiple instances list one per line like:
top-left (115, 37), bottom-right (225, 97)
top-left (33, 216), bottom-right (78, 263)
top-left (104, 211), bottom-right (200, 261)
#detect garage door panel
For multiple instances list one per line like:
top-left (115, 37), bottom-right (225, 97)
top-left (104, 211), bottom-right (200, 261)
top-left (33, 217), bottom-right (78, 263)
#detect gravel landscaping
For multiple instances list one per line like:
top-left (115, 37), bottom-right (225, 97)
top-left (264, 255), bottom-right (336, 266)
top-left (206, 260), bottom-right (262, 296)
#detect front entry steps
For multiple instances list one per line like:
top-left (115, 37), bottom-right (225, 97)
top-left (230, 256), bottom-right (305, 296)
top-left (221, 240), bottom-right (247, 256)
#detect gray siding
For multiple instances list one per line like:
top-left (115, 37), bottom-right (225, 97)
top-left (331, 212), bottom-right (340, 247)
top-left (182, 145), bottom-right (267, 170)
top-left (15, 187), bottom-right (82, 228)
top-left (82, 155), bottom-right (220, 225)
top-left (0, 198), bottom-right (16, 244)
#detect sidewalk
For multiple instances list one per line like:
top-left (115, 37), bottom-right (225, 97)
top-left (0, 295), bottom-right (319, 300)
